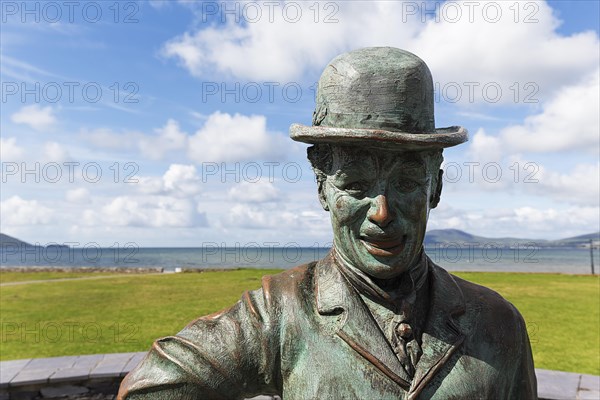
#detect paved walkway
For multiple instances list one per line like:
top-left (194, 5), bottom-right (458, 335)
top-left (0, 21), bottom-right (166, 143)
top-left (1, 353), bottom-right (598, 399)
top-left (0, 274), bottom-right (164, 287)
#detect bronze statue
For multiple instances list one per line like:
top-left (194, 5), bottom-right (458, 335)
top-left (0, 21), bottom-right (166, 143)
top-left (118, 47), bottom-right (537, 399)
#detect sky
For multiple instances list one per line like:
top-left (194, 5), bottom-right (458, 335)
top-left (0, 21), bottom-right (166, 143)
top-left (1, 0), bottom-right (599, 247)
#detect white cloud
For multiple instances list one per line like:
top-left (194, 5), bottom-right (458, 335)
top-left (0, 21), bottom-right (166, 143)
top-left (452, 72), bottom-right (600, 212)
top-left (446, 148), bottom-right (599, 205)
top-left (162, 164), bottom-right (202, 196)
top-left (0, 196), bottom-right (53, 226)
top-left (82, 127), bottom-right (142, 150)
top-left (43, 141), bottom-right (69, 162)
top-left (410, 1), bottom-right (598, 100)
top-left (188, 111), bottom-right (288, 162)
top-left (81, 114), bottom-right (289, 163)
top-left (526, 163), bottom-right (600, 206)
top-left (225, 202), bottom-right (329, 231)
top-left (80, 128), bottom-right (134, 149)
top-left (81, 209), bottom-right (99, 227)
top-left (139, 119), bottom-right (188, 160)
top-left (463, 70), bottom-right (599, 174)
top-left (161, 1), bottom-right (598, 103)
top-left (500, 70), bottom-right (600, 153)
top-left (228, 180), bottom-right (281, 203)
top-left (227, 203), bottom-right (302, 229)
top-left (465, 128), bottom-right (503, 162)
top-left (136, 176), bottom-right (166, 195)
top-left (161, 2), bottom-right (418, 81)
top-left (11, 105), bottom-right (57, 131)
top-left (137, 164), bottom-right (202, 197)
top-left (100, 196), bottom-right (206, 228)
top-left (512, 206), bottom-right (599, 234)
top-left (0, 138), bottom-right (70, 172)
top-left (0, 137), bottom-right (24, 161)
top-left (81, 122), bottom-right (183, 158)
top-left (430, 203), bottom-right (600, 239)
top-left (65, 188), bottom-right (91, 204)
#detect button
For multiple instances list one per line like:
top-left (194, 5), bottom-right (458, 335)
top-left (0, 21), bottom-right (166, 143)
top-left (396, 322), bottom-right (413, 340)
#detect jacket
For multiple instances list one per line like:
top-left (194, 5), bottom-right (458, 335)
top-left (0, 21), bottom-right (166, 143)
top-left (118, 253), bottom-right (537, 399)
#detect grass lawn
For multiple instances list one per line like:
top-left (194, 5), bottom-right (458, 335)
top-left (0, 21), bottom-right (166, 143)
top-left (1, 269), bottom-right (598, 375)
top-left (454, 272), bottom-right (600, 375)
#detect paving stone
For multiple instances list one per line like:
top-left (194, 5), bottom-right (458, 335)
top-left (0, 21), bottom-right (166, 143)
top-left (26, 357), bottom-right (76, 371)
top-left (536, 369), bottom-right (580, 400)
top-left (101, 354), bottom-right (135, 364)
top-left (10, 356), bottom-right (79, 388)
top-left (10, 369), bottom-right (52, 387)
top-left (578, 389), bottom-right (600, 400)
top-left (72, 355), bottom-right (104, 369)
top-left (90, 357), bottom-right (131, 380)
top-left (40, 385), bottom-right (89, 398)
top-left (0, 359), bottom-right (30, 389)
top-left (579, 373), bottom-right (600, 392)
top-left (49, 355), bottom-right (104, 383)
top-left (101, 352), bottom-right (139, 376)
top-left (48, 367), bottom-right (91, 384)
top-left (120, 353), bottom-right (146, 375)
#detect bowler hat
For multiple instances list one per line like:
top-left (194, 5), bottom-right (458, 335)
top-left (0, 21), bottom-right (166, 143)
top-left (290, 47), bottom-right (467, 150)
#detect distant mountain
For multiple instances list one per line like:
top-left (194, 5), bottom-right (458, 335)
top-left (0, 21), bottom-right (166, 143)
top-left (0, 233), bottom-right (34, 247)
top-left (548, 232), bottom-right (600, 248)
top-left (424, 229), bottom-right (533, 247)
top-left (425, 229), bottom-right (477, 243)
top-left (425, 229), bottom-right (600, 248)
top-left (1, 231), bottom-right (598, 250)
top-left (0, 234), bottom-right (69, 249)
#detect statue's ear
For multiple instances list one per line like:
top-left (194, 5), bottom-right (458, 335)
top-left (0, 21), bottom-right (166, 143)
top-left (317, 180), bottom-right (330, 211)
top-left (430, 169), bottom-right (443, 209)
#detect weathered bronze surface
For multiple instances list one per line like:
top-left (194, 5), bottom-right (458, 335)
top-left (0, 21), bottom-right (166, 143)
top-left (118, 47), bottom-right (537, 399)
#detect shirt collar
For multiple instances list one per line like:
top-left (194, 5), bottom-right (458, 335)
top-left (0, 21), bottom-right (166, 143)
top-left (331, 247), bottom-right (429, 308)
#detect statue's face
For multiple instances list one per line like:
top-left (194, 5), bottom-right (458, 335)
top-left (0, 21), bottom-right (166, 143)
top-left (319, 146), bottom-right (442, 279)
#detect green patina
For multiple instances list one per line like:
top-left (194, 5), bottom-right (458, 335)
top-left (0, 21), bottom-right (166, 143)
top-left (118, 48), bottom-right (537, 399)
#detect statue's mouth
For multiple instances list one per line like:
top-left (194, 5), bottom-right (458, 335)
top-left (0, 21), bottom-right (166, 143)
top-left (360, 235), bottom-right (406, 257)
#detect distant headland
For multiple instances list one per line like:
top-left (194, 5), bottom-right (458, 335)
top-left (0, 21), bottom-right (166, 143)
top-left (0, 234), bottom-right (70, 249)
top-left (1, 230), bottom-right (598, 249)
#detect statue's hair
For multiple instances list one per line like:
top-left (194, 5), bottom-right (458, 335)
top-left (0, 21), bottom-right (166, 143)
top-left (306, 144), bottom-right (333, 185)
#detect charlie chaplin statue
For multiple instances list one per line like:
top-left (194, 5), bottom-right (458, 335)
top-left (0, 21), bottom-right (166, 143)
top-left (118, 47), bottom-right (537, 399)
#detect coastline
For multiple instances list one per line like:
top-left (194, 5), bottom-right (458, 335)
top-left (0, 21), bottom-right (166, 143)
top-left (1, 265), bottom-right (597, 276)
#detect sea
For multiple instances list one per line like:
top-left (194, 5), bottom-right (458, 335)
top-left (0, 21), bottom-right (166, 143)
top-left (1, 245), bottom-right (599, 274)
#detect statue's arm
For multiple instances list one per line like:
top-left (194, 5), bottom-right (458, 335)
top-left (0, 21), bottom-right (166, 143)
top-left (117, 287), bottom-right (280, 400)
top-left (508, 306), bottom-right (538, 399)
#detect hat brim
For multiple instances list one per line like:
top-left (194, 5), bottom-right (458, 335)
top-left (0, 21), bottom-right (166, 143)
top-left (289, 124), bottom-right (467, 151)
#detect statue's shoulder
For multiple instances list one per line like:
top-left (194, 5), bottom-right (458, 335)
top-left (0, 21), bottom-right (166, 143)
top-left (454, 273), bottom-right (522, 316)
top-left (258, 261), bottom-right (319, 300)
top-left (433, 264), bottom-right (528, 339)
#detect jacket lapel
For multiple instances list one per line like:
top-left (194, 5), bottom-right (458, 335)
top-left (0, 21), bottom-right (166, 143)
top-left (408, 258), bottom-right (466, 400)
top-left (315, 253), bottom-right (412, 391)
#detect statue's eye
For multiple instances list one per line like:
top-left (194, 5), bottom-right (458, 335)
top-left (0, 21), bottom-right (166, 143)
top-left (343, 181), bottom-right (367, 194)
top-left (396, 179), bottom-right (419, 192)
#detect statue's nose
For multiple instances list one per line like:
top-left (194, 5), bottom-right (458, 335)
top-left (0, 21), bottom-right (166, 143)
top-left (367, 195), bottom-right (395, 227)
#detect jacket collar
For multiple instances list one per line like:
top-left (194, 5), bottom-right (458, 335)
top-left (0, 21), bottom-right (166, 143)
top-left (407, 257), bottom-right (466, 399)
top-left (315, 251), bottom-right (466, 397)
